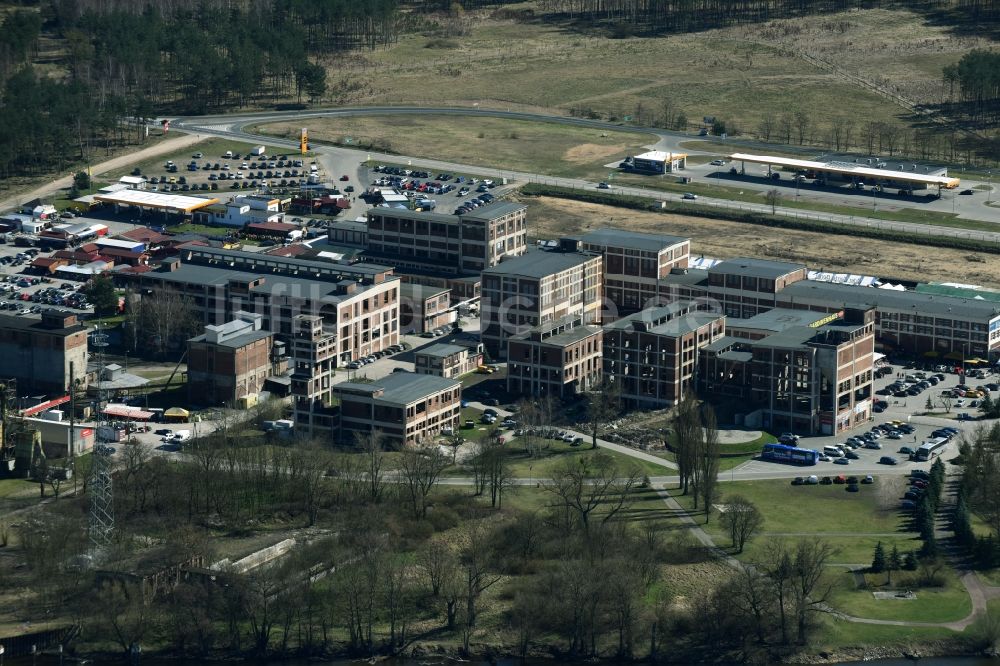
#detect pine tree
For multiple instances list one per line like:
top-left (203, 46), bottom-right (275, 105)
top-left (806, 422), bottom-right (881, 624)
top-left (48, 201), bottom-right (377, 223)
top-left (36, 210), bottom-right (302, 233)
top-left (871, 541), bottom-right (886, 573)
top-left (887, 544), bottom-right (902, 586)
top-left (921, 532), bottom-right (938, 559)
top-left (903, 551), bottom-right (918, 571)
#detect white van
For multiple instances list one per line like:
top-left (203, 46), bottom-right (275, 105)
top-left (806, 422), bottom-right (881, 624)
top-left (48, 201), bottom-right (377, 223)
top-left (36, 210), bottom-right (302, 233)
top-left (823, 445), bottom-right (843, 457)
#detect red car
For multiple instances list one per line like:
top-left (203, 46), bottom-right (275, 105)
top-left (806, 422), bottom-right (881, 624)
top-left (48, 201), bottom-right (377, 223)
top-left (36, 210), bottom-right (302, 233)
top-left (339, 175), bottom-right (349, 181)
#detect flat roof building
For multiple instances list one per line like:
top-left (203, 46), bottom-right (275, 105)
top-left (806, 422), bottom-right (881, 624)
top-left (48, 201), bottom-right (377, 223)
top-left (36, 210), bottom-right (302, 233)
top-left (365, 202), bottom-right (527, 276)
top-left (481, 249), bottom-right (603, 359)
top-left (187, 312), bottom-right (284, 407)
top-left (122, 246), bottom-right (401, 366)
top-left (400, 283), bottom-right (453, 334)
top-left (0, 309), bottom-right (88, 394)
top-left (507, 321), bottom-right (603, 398)
top-left (333, 372), bottom-right (462, 445)
top-left (572, 229), bottom-right (690, 317)
top-left (414, 342), bottom-right (484, 379)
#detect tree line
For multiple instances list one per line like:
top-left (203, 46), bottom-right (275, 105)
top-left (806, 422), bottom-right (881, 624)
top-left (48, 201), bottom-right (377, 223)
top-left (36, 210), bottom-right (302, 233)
top-left (4, 401), bottom-right (861, 663)
top-left (534, 0), bottom-right (903, 35)
top-left (944, 49), bottom-right (1000, 127)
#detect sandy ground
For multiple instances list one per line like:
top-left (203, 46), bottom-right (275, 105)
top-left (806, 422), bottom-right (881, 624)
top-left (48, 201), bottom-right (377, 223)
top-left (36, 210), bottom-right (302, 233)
top-left (524, 195), bottom-right (1000, 288)
top-left (562, 143), bottom-right (632, 163)
top-left (0, 133), bottom-right (206, 214)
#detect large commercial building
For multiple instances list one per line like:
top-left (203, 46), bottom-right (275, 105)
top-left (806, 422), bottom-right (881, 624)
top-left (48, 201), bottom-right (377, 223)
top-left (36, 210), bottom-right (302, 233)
top-left (573, 228), bottom-right (690, 317)
top-left (187, 313), bottom-right (283, 407)
top-left (700, 308), bottom-right (876, 435)
top-left (364, 202), bottom-right (528, 275)
top-left (603, 303), bottom-right (726, 409)
top-left (507, 322), bottom-right (603, 398)
top-left (0, 310), bottom-right (88, 394)
top-left (123, 246), bottom-right (401, 366)
top-left (655, 256), bottom-right (997, 359)
top-left (480, 248), bottom-right (603, 359)
top-left (332, 372), bottom-right (462, 445)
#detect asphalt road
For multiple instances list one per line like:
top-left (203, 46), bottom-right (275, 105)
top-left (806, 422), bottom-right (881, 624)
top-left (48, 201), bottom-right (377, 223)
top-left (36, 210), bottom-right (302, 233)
top-left (170, 106), bottom-right (1000, 240)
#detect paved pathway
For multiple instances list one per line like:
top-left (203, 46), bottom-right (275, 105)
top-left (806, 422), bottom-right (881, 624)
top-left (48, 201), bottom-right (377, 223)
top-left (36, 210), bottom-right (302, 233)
top-left (0, 134), bottom-right (205, 214)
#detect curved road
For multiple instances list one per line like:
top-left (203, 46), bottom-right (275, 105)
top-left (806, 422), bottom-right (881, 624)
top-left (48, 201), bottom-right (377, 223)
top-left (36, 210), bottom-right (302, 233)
top-left (170, 105), bottom-right (1000, 242)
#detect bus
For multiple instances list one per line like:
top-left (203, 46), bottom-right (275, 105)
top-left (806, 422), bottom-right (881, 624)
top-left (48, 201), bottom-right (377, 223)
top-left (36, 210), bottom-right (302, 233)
top-left (761, 443), bottom-right (819, 466)
top-left (915, 437), bottom-right (948, 461)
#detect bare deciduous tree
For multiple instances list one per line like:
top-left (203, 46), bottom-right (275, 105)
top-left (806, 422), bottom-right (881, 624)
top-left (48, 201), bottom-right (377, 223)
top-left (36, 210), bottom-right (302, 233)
top-left (545, 452), bottom-right (640, 532)
top-left (720, 494), bottom-right (764, 553)
top-left (399, 446), bottom-right (449, 518)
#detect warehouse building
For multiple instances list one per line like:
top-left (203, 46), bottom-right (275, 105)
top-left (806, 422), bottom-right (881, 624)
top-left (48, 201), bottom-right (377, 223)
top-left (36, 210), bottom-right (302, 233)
top-left (0, 310), bottom-right (88, 394)
top-left (507, 321), bottom-right (604, 398)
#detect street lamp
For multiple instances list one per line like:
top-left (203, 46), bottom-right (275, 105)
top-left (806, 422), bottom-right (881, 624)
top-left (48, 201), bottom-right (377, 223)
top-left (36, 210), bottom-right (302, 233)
top-left (872, 185), bottom-right (877, 213)
top-left (988, 171), bottom-right (993, 204)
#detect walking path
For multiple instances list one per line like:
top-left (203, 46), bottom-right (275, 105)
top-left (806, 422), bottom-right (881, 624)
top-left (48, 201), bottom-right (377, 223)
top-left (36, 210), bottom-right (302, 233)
top-left (0, 134), bottom-right (205, 214)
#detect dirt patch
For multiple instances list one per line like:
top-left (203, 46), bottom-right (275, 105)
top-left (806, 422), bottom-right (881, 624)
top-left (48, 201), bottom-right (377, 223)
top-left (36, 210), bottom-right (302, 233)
top-left (563, 142), bottom-right (632, 164)
top-left (523, 195), bottom-right (1000, 288)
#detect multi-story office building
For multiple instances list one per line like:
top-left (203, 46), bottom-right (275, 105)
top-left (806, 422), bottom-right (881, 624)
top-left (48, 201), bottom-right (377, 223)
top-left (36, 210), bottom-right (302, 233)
top-left (290, 314), bottom-right (339, 435)
top-left (124, 246), bottom-right (400, 366)
top-left (572, 228), bottom-right (690, 317)
top-left (656, 256), bottom-right (999, 359)
top-left (187, 312), bottom-right (283, 407)
top-left (603, 303), bottom-right (726, 409)
top-left (400, 283), bottom-right (453, 334)
top-left (776, 280), bottom-right (1000, 358)
top-left (364, 202), bottom-right (528, 274)
top-left (414, 343), bottom-right (484, 379)
top-left (480, 248), bottom-right (603, 359)
top-left (332, 372), bottom-right (462, 445)
top-left (506, 321), bottom-right (603, 398)
top-left (0, 309), bottom-right (88, 394)
top-left (700, 308), bottom-right (875, 435)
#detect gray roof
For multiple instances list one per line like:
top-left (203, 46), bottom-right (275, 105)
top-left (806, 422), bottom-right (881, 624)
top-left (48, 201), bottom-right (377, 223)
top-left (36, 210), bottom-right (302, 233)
top-left (139, 261), bottom-right (397, 305)
top-left (483, 249), bottom-right (599, 279)
top-left (702, 335), bottom-right (744, 353)
top-left (0, 311), bottom-right (86, 337)
top-left (532, 324), bottom-right (602, 347)
top-left (659, 267), bottom-right (709, 287)
top-left (415, 343), bottom-right (469, 358)
top-left (400, 282), bottom-right (450, 300)
top-left (648, 312), bottom-right (723, 337)
top-left (781, 280), bottom-right (1000, 320)
top-left (181, 245), bottom-right (391, 278)
top-left (576, 228), bottom-right (688, 253)
top-left (604, 302), bottom-right (694, 331)
top-left (337, 372), bottom-right (460, 405)
top-left (728, 308), bottom-right (830, 333)
top-left (461, 201), bottom-right (525, 220)
top-left (751, 327), bottom-right (817, 350)
top-left (709, 257), bottom-right (806, 280)
top-left (368, 208), bottom-right (457, 225)
top-left (719, 350), bottom-right (753, 363)
top-left (189, 328), bottom-right (272, 348)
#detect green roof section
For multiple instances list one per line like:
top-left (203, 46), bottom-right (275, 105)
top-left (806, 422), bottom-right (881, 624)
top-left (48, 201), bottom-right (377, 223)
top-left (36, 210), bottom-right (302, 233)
top-left (914, 283), bottom-right (1000, 304)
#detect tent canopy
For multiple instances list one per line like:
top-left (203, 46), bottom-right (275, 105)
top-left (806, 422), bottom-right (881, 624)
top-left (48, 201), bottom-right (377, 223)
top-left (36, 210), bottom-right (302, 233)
top-left (164, 407), bottom-right (190, 417)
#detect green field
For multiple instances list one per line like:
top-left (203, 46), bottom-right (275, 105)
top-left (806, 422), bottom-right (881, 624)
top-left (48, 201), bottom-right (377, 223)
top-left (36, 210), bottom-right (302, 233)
top-left (255, 115), bottom-right (655, 180)
top-left (826, 565), bottom-right (972, 623)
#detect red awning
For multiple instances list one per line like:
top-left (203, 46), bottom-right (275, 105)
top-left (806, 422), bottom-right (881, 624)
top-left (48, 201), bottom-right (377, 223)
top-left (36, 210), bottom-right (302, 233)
top-left (22, 395), bottom-right (70, 417)
top-left (103, 405), bottom-right (155, 421)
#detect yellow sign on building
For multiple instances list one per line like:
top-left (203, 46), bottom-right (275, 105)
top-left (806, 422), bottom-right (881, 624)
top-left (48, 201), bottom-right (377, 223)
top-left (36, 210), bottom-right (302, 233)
top-left (300, 128), bottom-right (308, 155)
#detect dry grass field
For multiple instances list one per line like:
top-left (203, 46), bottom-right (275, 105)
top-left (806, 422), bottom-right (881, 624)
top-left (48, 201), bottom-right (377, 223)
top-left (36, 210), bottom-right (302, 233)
top-left (322, 5), bottom-right (981, 143)
top-left (253, 115), bottom-right (655, 179)
top-left (522, 194), bottom-right (1000, 287)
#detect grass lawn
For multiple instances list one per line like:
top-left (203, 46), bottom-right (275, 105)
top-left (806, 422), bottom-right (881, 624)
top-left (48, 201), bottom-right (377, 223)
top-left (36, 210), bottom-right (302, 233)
top-left (254, 115), bottom-right (655, 180)
top-left (825, 565), bottom-right (972, 623)
top-left (101, 138), bottom-right (261, 180)
top-left (668, 478), bottom-right (915, 562)
top-left (810, 614), bottom-right (958, 648)
top-left (169, 222), bottom-right (233, 237)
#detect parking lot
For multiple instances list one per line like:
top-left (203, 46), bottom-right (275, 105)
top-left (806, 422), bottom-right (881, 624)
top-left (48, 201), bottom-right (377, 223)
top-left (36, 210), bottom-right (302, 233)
top-left (146, 149), bottom-right (326, 197)
top-left (366, 165), bottom-right (507, 214)
top-left (738, 360), bottom-right (997, 477)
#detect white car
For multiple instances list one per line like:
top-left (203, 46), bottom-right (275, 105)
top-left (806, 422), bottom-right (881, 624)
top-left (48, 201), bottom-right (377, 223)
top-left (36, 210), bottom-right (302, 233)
top-left (682, 192), bottom-right (698, 200)
top-left (710, 159), bottom-right (726, 166)
top-left (956, 399), bottom-right (967, 407)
